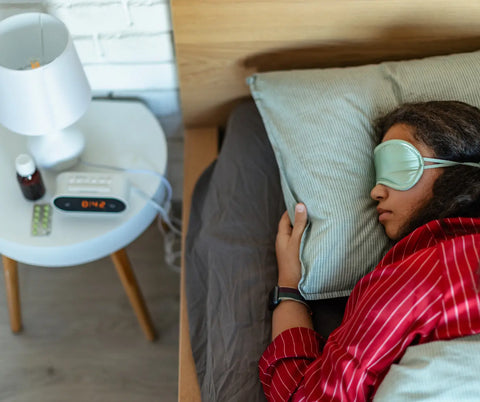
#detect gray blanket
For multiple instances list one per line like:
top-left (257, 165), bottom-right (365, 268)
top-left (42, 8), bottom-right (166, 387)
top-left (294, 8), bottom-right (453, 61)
top-left (185, 100), bottom-right (347, 402)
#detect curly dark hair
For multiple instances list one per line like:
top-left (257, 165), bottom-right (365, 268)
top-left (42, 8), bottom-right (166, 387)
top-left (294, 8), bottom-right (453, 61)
top-left (375, 100), bottom-right (480, 238)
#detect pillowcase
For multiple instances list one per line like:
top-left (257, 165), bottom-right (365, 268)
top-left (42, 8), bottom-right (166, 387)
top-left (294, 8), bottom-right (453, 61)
top-left (248, 50), bottom-right (480, 299)
top-left (374, 334), bottom-right (480, 401)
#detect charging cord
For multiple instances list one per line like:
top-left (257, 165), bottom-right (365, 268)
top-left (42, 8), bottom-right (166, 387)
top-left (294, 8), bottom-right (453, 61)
top-left (130, 185), bottom-right (182, 274)
top-left (79, 159), bottom-right (182, 272)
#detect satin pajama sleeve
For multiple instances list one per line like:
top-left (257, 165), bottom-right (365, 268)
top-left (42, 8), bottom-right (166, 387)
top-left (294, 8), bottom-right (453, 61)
top-left (259, 327), bottom-right (324, 401)
top-left (259, 247), bottom-right (445, 401)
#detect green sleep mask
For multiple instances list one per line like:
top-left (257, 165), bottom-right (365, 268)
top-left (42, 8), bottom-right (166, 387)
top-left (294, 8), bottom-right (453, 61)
top-left (374, 139), bottom-right (480, 191)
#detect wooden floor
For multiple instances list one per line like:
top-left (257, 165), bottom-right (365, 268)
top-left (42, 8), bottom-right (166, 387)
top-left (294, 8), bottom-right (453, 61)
top-left (0, 222), bottom-right (179, 402)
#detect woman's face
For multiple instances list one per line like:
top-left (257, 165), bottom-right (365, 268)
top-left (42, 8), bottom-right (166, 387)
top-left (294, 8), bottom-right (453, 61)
top-left (370, 123), bottom-right (443, 240)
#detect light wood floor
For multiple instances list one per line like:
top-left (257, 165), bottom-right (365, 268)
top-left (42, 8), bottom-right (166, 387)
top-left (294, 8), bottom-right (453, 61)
top-left (0, 222), bottom-right (179, 402)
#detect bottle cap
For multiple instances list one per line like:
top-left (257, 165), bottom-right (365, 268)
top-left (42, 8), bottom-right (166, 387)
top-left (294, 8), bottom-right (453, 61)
top-left (15, 153), bottom-right (36, 177)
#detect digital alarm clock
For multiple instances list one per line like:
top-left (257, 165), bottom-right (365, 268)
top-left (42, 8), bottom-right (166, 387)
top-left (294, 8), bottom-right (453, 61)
top-left (52, 172), bottom-right (128, 213)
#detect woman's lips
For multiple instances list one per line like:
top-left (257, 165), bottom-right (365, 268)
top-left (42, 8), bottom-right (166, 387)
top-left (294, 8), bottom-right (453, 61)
top-left (377, 208), bottom-right (391, 223)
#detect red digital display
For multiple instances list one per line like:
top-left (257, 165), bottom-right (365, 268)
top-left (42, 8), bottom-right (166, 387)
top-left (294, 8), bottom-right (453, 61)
top-left (53, 197), bottom-right (126, 213)
top-left (81, 200), bottom-right (107, 209)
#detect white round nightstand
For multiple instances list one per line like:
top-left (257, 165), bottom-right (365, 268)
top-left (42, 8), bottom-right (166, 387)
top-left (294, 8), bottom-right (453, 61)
top-left (0, 99), bottom-right (168, 341)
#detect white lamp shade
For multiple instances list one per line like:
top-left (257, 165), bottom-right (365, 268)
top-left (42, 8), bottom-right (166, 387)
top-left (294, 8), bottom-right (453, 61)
top-left (0, 13), bottom-right (91, 136)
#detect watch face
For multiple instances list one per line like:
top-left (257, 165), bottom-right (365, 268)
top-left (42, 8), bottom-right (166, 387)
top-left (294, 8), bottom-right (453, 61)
top-left (268, 286), bottom-right (280, 311)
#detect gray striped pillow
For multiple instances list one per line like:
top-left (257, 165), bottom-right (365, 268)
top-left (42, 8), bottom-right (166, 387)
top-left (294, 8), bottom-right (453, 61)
top-left (248, 50), bottom-right (480, 299)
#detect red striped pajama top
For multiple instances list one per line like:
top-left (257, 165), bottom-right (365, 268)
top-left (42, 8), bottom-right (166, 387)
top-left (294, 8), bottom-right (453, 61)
top-left (259, 217), bottom-right (480, 401)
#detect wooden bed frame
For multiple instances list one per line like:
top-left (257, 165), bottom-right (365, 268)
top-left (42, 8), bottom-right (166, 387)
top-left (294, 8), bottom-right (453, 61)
top-left (171, 1), bottom-right (480, 400)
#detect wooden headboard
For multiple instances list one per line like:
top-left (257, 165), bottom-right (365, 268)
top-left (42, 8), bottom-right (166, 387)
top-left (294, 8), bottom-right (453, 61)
top-left (171, 1), bottom-right (480, 400)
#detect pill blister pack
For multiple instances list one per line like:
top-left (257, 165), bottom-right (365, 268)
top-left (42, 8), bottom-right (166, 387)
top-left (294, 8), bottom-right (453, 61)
top-left (31, 204), bottom-right (52, 236)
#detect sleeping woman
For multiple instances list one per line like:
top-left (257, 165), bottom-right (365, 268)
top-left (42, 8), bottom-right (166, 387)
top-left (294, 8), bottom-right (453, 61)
top-left (260, 101), bottom-right (480, 401)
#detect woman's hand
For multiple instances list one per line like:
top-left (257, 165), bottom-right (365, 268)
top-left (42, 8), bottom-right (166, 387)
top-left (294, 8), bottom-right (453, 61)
top-left (272, 203), bottom-right (312, 339)
top-left (275, 203), bottom-right (308, 289)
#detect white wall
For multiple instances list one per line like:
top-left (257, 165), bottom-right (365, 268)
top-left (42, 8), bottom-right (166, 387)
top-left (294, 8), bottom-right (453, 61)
top-left (0, 0), bottom-right (183, 199)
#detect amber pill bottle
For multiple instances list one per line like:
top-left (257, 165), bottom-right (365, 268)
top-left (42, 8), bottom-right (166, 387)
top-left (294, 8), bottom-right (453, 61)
top-left (15, 153), bottom-right (46, 201)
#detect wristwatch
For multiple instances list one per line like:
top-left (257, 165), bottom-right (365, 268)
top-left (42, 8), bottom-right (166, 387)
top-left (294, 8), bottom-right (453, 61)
top-left (268, 285), bottom-right (310, 312)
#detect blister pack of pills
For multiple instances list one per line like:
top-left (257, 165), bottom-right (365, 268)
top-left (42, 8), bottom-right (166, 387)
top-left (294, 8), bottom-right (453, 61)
top-left (31, 204), bottom-right (52, 236)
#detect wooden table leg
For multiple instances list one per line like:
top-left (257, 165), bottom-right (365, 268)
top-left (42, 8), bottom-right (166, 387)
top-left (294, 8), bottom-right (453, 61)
top-left (2, 255), bottom-right (22, 333)
top-left (110, 248), bottom-right (156, 341)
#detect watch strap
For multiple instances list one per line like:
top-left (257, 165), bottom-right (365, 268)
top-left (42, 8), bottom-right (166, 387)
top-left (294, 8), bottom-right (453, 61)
top-left (269, 285), bottom-right (311, 313)
top-left (278, 287), bottom-right (304, 298)
top-left (278, 287), bottom-right (310, 308)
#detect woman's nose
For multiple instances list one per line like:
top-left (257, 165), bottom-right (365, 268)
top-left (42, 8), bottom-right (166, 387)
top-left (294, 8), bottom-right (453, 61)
top-left (370, 183), bottom-right (388, 201)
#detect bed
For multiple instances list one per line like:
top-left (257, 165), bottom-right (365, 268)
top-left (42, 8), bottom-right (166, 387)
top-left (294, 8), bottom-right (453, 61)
top-left (171, 1), bottom-right (480, 401)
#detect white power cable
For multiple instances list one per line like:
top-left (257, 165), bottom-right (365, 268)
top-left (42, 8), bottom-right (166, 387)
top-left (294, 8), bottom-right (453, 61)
top-left (79, 159), bottom-right (182, 272)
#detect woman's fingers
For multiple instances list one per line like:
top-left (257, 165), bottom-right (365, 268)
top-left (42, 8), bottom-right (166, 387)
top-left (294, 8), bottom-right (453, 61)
top-left (277, 203), bottom-right (308, 240)
top-left (277, 210), bottom-right (293, 235)
top-left (292, 203), bottom-right (308, 240)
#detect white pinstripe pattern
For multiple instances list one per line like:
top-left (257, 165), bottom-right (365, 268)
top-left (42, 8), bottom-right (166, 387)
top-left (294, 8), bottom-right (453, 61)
top-left (347, 266), bottom-right (442, 396)
top-left (339, 248), bottom-right (436, 354)
top-left (442, 241), bottom-right (463, 335)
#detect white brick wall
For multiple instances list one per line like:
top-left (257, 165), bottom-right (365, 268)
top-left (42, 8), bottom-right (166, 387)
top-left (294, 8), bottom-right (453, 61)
top-left (0, 0), bottom-right (180, 134)
top-left (0, 0), bottom-right (184, 198)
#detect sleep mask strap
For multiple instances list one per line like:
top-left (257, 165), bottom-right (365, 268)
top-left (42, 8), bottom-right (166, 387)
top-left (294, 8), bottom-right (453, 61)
top-left (423, 157), bottom-right (480, 169)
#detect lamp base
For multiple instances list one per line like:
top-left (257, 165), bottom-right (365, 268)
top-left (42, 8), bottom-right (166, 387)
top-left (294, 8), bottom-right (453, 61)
top-left (27, 126), bottom-right (85, 171)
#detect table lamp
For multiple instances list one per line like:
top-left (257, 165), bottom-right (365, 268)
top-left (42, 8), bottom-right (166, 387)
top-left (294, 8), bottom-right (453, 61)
top-left (0, 12), bottom-right (91, 171)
